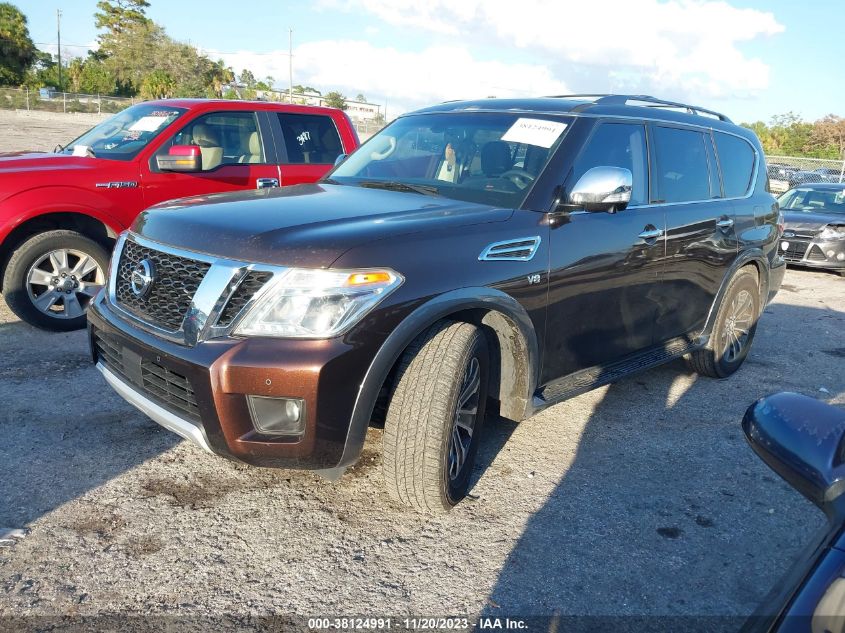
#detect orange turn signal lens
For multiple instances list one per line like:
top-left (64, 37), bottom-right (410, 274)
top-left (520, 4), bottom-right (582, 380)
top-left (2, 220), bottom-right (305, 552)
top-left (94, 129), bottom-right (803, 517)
top-left (346, 271), bottom-right (393, 286)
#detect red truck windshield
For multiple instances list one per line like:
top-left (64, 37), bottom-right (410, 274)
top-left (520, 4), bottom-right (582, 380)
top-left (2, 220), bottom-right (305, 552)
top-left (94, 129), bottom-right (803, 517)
top-left (61, 103), bottom-right (186, 161)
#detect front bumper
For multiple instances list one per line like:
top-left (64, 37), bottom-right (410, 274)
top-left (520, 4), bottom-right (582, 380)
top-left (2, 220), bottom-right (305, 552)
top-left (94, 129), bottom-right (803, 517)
top-left (780, 234), bottom-right (845, 271)
top-left (87, 292), bottom-right (383, 470)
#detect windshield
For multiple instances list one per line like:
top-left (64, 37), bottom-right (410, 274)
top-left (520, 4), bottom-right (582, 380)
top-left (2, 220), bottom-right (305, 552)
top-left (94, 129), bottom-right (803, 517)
top-left (778, 188), bottom-right (845, 215)
top-left (329, 112), bottom-right (571, 207)
top-left (61, 103), bottom-right (186, 161)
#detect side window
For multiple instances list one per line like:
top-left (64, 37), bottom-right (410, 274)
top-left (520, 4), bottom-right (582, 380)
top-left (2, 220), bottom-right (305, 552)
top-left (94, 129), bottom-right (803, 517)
top-left (651, 126), bottom-right (711, 204)
top-left (570, 123), bottom-right (648, 205)
top-left (714, 132), bottom-right (755, 198)
top-left (155, 111), bottom-right (264, 171)
top-left (277, 114), bottom-right (343, 165)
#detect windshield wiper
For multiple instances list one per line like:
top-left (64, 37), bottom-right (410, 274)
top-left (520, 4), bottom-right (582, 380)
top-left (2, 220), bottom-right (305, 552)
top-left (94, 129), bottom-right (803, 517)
top-left (358, 180), bottom-right (442, 197)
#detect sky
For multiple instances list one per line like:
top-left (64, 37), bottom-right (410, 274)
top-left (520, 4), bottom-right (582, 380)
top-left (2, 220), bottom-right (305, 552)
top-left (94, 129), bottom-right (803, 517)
top-left (14, 0), bottom-right (845, 124)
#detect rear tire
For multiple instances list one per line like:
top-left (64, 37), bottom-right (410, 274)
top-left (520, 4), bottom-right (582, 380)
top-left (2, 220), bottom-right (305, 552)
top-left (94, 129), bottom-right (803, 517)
top-left (686, 267), bottom-right (760, 378)
top-left (3, 230), bottom-right (109, 331)
top-left (382, 320), bottom-right (489, 513)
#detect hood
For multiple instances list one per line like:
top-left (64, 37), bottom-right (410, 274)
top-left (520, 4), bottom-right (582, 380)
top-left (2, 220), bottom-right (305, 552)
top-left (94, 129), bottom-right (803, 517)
top-left (133, 184), bottom-right (513, 268)
top-left (783, 210), bottom-right (845, 231)
top-left (0, 152), bottom-right (103, 175)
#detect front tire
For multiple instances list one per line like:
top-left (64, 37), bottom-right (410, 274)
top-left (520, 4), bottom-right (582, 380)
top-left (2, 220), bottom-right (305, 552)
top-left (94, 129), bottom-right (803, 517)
top-left (382, 320), bottom-right (490, 513)
top-left (3, 230), bottom-right (109, 331)
top-left (686, 267), bottom-right (760, 378)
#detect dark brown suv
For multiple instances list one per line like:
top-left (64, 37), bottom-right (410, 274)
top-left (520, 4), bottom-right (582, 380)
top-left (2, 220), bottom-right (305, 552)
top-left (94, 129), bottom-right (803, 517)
top-left (88, 95), bottom-right (786, 512)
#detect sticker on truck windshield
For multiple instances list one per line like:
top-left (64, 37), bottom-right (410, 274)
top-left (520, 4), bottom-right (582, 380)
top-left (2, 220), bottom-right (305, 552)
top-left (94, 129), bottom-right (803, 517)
top-left (502, 118), bottom-right (567, 148)
top-left (129, 116), bottom-right (173, 133)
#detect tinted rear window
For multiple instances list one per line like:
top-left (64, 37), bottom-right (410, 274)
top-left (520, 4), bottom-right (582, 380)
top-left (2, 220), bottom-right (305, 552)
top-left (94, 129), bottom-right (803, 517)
top-left (277, 113), bottom-right (343, 164)
top-left (715, 132), bottom-right (755, 197)
top-left (652, 126), bottom-right (710, 203)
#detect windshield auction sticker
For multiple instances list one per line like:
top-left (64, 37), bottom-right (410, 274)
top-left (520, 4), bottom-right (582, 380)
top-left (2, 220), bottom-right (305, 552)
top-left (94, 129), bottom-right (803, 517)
top-left (129, 116), bottom-right (172, 133)
top-left (502, 118), bottom-right (567, 148)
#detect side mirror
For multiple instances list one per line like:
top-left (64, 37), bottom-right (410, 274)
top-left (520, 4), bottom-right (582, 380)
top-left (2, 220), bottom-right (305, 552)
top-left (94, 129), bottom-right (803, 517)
top-left (562, 166), bottom-right (632, 212)
top-left (743, 392), bottom-right (845, 516)
top-left (333, 153), bottom-right (348, 167)
top-left (157, 145), bottom-right (202, 172)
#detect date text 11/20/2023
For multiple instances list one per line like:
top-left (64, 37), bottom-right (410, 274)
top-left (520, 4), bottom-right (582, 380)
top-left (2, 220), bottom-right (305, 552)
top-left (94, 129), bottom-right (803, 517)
top-left (306, 617), bottom-right (528, 630)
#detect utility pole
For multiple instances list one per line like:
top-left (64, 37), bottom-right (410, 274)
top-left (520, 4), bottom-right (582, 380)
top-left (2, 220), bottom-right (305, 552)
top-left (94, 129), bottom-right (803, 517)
top-left (56, 9), bottom-right (63, 91)
top-left (288, 28), bottom-right (293, 104)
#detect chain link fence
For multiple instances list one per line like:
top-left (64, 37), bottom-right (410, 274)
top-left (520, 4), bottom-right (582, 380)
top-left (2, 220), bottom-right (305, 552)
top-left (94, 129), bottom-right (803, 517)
top-left (766, 155), bottom-right (845, 194)
top-left (0, 87), bottom-right (135, 115)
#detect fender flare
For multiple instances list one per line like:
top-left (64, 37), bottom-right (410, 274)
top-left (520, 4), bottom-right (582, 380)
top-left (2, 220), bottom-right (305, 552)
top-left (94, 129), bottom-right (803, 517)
top-left (336, 287), bottom-right (540, 468)
top-left (700, 249), bottom-right (771, 339)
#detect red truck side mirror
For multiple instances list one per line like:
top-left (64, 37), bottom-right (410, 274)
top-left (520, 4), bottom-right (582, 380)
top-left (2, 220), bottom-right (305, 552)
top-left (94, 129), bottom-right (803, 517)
top-left (156, 145), bottom-right (202, 172)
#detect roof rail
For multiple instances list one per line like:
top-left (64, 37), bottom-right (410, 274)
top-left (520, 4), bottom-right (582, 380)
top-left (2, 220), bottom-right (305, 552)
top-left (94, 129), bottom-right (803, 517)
top-left (544, 94), bottom-right (732, 123)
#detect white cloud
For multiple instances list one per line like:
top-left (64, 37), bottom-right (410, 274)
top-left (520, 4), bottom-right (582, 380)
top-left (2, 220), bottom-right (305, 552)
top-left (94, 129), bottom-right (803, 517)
top-left (347, 0), bottom-right (784, 98)
top-left (207, 0), bottom-right (784, 116)
top-left (205, 41), bottom-right (569, 115)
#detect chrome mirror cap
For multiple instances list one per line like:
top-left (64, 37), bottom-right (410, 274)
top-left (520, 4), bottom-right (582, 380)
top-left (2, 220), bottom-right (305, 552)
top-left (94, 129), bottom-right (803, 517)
top-left (568, 166), bottom-right (633, 211)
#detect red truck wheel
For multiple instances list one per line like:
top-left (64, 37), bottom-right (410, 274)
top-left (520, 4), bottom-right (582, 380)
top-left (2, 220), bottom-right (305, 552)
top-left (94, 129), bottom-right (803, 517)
top-left (3, 230), bottom-right (109, 331)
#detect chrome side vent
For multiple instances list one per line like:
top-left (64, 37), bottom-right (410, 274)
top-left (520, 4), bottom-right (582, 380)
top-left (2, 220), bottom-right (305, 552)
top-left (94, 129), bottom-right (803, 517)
top-left (478, 236), bottom-right (542, 262)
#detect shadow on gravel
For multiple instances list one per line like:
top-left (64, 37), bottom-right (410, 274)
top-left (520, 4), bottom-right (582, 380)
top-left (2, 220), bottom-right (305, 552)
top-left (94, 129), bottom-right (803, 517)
top-left (0, 311), bottom-right (180, 528)
top-left (482, 301), bottom-right (844, 628)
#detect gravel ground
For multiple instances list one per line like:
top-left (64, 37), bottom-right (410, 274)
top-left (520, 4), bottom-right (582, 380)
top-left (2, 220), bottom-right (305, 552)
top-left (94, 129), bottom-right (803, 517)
top-left (1, 112), bottom-right (844, 630)
top-left (0, 110), bottom-right (105, 153)
top-left (1, 271), bottom-right (843, 630)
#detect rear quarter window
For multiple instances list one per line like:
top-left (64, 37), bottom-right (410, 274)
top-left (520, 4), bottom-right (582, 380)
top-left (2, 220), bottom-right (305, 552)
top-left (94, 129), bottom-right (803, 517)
top-left (714, 132), bottom-right (755, 198)
top-left (277, 113), bottom-right (343, 164)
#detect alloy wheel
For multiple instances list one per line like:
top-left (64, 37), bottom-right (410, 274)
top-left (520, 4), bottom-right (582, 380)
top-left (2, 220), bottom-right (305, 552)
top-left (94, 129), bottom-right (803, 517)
top-left (721, 289), bottom-right (754, 363)
top-left (25, 248), bottom-right (106, 319)
top-left (448, 356), bottom-right (481, 481)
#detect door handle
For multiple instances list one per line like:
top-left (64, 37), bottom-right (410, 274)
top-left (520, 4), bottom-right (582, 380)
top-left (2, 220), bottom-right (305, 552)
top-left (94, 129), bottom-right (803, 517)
top-left (638, 227), bottom-right (664, 240)
top-left (256, 178), bottom-right (279, 189)
top-left (716, 217), bottom-right (735, 229)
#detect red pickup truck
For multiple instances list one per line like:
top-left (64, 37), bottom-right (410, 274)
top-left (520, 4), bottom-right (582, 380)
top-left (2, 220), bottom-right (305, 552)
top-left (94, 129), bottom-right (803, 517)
top-left (0, 99), bottom-right (359, 330)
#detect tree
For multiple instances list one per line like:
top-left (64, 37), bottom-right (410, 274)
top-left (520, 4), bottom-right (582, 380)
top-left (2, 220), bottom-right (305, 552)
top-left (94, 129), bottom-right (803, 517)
top-left (239, 69), bottom-right (256, 88)
top-left (0, 2), bottom-right (36, 85)
top-left (355, 93), bottom-right (367, 103)
top-left (94, 0), bottom-right (151, 42)
top-left (140, 69), bottom-right (175, 99)
top-left (207, 58), bottom-right (234, 97)
top-left (78, 59), bottom-right (116, 95)
top-left (293, 84), bottom-right (320, 95)
top-left (323, 90), bottom-right (347, 110)
top-left (810, 115), bottom-right (845, 159)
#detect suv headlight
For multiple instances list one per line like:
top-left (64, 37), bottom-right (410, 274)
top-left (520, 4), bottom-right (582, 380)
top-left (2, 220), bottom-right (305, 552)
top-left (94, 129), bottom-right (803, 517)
top-left (819, 225), bottom-right (845, 241)
top-left (234, 268), bottom-right (403, 338)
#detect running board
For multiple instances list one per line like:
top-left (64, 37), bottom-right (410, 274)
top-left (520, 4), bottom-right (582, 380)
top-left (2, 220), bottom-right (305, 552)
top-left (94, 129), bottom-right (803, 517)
top-left (534, 335), bottom-right (705, 407)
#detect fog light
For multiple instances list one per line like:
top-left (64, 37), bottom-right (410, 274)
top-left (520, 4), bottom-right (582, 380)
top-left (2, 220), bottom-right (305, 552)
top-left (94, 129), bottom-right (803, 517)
top-left (247, 395), bottom-right (306, 436)
top-left (838, 252), bottom-right (845, 261)
top-left (828, 250), bottom-right (836, 258)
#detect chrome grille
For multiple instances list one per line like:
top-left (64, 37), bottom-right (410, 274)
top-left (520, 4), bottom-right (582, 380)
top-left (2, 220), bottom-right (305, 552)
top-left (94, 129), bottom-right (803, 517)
top-left (217, 271), bottom-right (274, 326)
top-left (115, 240), bottom-right (211, 331)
